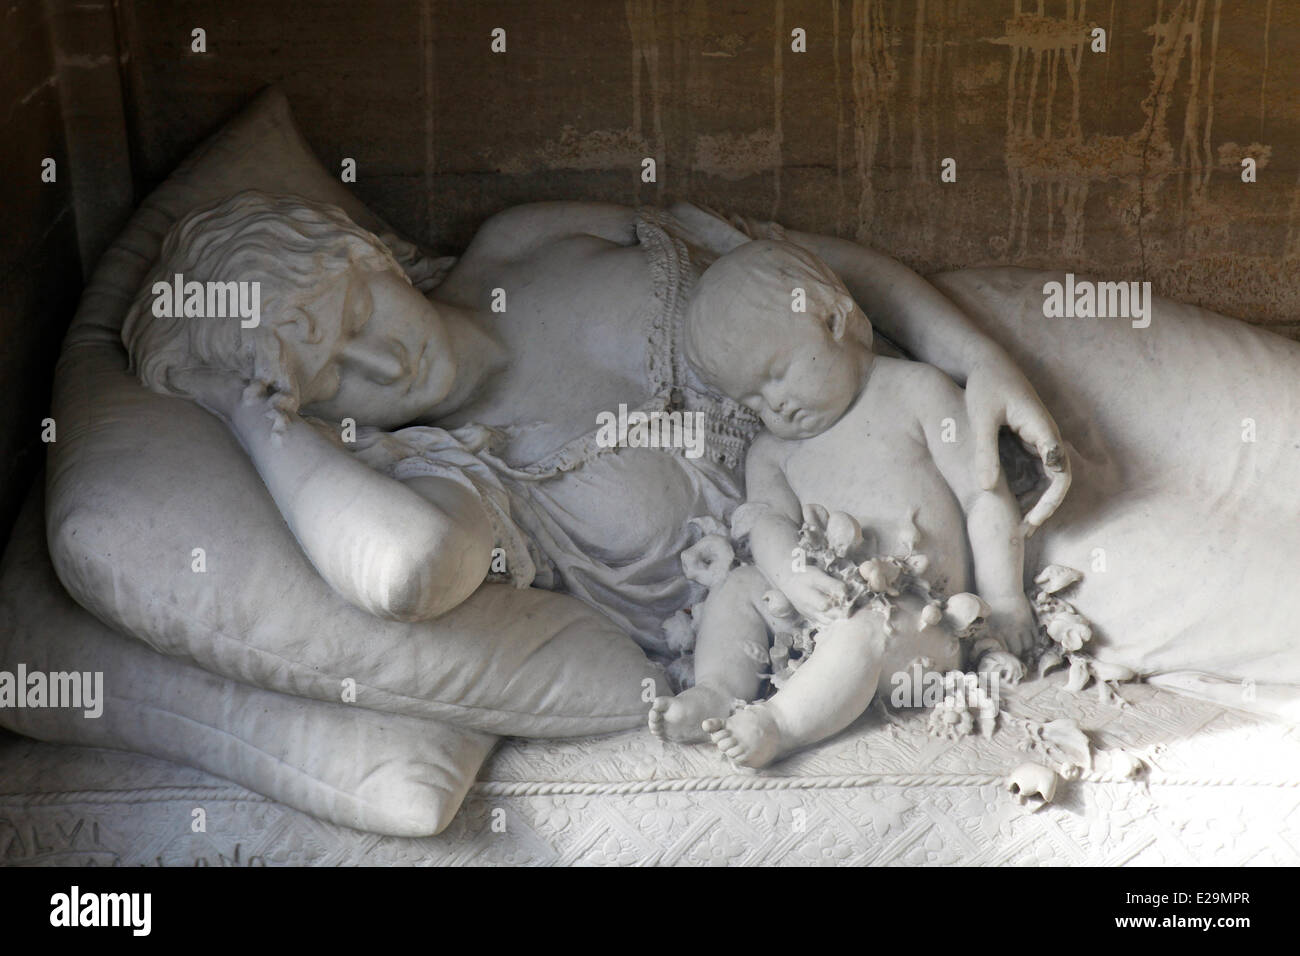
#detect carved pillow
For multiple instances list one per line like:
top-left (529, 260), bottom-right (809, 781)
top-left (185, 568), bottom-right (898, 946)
top-left (2, 488), bottom-right (495, 836)
top-left (933, 266), bottom-right (1300, 701)
top-left (43, 87), bottom-right (660, 737)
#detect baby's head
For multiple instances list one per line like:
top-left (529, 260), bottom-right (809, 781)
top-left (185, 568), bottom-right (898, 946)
top-left (684, 239), bottom-right (873, 439)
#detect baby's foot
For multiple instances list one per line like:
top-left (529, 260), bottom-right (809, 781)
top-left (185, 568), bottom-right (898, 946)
top-left (649, 684), bottom-right (732, 743)
top-left (703, 705), bottom-right (785, 768)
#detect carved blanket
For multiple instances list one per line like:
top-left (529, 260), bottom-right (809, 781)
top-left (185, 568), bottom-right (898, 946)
top-left (3, 679), bottom-right (1295, 866)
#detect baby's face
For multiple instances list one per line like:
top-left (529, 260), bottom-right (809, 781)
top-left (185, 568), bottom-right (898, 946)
top-left (709, 319), bottom-right (863, 440)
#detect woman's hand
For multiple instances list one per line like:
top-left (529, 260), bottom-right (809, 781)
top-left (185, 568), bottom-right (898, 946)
top-left (167, 367), bottom-right (254, 423)
top-left (964, 353), bottom-right (1071, 535)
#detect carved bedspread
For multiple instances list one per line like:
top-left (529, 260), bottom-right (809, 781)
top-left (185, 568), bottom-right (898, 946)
top-left (3, 678), bottom-right (1295, 866)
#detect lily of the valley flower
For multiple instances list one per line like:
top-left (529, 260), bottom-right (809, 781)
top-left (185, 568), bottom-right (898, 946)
top-left (918, 601), bottom-right (943, 629)
top-left (1034, 563), bottom-right (1083, 595)
top-left (944, 592), bottom-right (991, 635)
top-left (680, 534), bottom-right (734, 589)
top-left (857, 558), bottom-right (902, 595)
top-left (825, 511), bottom-right (864, 557)
top-left (1045, 613), bottom-right (1092, 652)
top-left (662, 611), bottom-right (696, 654)
top-left (762, 589), bottom-right (798, 622)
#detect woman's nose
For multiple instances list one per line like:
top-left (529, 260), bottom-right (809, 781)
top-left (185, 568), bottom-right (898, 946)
top-left (341, 337), bottom-right (406, 384)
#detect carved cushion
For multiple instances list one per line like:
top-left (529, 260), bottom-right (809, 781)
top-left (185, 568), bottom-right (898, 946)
top-left (42, 87), bottom-right (659, 737)
top-left (934, 266), bottom-right (1300, 703)
top-left (1, 487), bottom-right (495, 836)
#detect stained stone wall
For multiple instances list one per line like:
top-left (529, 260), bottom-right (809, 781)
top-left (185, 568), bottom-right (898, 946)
top-left (115, 0), bottom-right (1300, 333)
top-left (5, 0), bottom-right (1300, 542)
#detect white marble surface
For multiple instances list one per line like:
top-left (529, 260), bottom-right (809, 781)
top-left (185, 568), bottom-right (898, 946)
top-left (3, 677), bottom-right (1296, 866)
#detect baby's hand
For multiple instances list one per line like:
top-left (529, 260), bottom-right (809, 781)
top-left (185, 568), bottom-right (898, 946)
top-left (780, 568), bottom-right (849, 625)
top-left (986, 593), bottom-right (1037, 657)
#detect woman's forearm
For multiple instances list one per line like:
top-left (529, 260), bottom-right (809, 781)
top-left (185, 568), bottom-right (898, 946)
top-left (228, 400), bottom-right (478, 621)
top-left (783, 229), bottom-right (1001, 384)
top-left (670, 205), bottom-right (1004, 383)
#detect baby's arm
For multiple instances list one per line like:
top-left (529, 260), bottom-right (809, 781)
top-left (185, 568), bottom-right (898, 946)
top-left (908, 365), bottom-right (1036, 655)
top-left (745, 434), bottom-right (848, 624)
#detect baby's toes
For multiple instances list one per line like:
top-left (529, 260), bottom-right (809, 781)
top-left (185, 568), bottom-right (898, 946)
top-left (648, 699), bottom-right (669, 736)
top-left (702, 717), bottom-right (727, 734)
top-left (709, 729), bottom-right (739, 752)
top-left (710, 729), bottom-right (736, 749)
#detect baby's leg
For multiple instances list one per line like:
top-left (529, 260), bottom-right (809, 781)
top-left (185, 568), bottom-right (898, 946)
top-left (650, 565), bottom-right (771, 743)
top-left (705, 610), bottom-right (885, 767)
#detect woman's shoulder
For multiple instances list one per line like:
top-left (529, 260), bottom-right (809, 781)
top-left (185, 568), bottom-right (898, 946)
top-left (465, 202), bottom-right (641, 263)
top-left (434, 202), bottom-right (641, 304)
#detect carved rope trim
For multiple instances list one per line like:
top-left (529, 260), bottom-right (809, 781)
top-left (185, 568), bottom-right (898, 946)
top-left (3, 772), bottom-right (1296, 809)
top-left (472, 772), bottom-right (1300, 797)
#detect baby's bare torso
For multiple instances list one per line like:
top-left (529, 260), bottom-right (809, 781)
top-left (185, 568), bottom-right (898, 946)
top-left (774, 360), bottom-right (973, 597)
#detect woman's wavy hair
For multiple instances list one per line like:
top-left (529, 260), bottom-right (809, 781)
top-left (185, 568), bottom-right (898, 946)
top-left (684, 239), bottom-right (873, 387)
top-left (122, 190), bottom-right (409, 418)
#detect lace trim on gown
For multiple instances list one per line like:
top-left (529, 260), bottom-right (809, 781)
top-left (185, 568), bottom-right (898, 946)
top-left (438, 207), bottom-right (761, 480)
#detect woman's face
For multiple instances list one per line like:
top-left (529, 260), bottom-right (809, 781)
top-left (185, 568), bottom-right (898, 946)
top-left (303, 267), bottom-right (458, 428)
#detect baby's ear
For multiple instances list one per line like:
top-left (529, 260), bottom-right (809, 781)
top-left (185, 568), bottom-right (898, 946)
top-left (826, 295), bottom-right (854, 341)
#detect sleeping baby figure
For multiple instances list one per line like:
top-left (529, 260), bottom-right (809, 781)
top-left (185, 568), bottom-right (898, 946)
top-left (649, 240), bottom-right (1035, 767)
